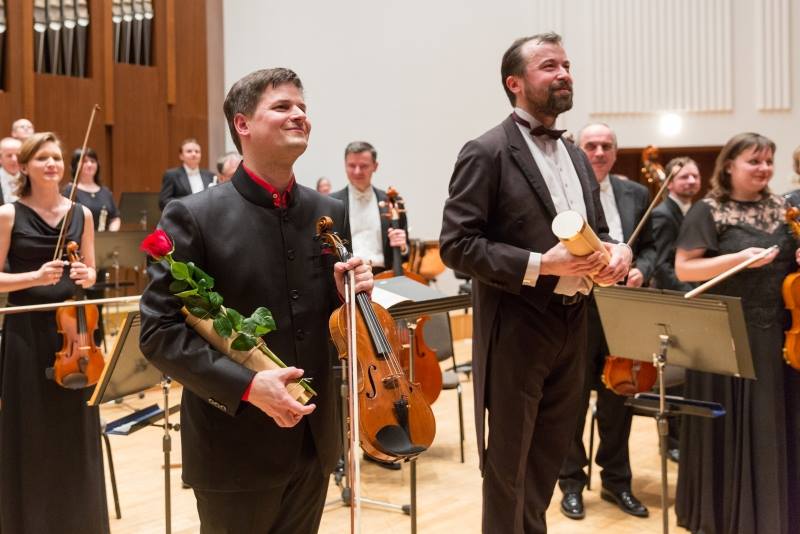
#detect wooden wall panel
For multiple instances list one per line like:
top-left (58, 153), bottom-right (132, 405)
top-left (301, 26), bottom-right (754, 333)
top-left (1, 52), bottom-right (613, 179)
top-left (1, 0), bottom-right (210, 214)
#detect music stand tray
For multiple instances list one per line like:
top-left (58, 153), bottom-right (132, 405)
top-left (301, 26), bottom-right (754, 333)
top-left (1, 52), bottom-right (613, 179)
top-left (94, 230), bottom-right (150, 271)
top-left (593, 285), bottom-right (752, 534)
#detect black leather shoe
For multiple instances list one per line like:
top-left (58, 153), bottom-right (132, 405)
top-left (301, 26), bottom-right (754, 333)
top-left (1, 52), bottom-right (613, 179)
top-left (601, 488), bottom-right (649, 517)
top-left (560, 491), bottom-right (585, 519)
top-left (363, 453), bottom-right (401, 471)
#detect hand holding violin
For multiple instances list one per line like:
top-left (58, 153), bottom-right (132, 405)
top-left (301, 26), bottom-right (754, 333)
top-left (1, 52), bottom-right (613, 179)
top-left (333, 257), bottom-right (374, 297)
top-left (69, 260), bottom-right (96, 288)
top-left (35, 260), bottom-right (68, 286)
top-left (248, 367), bottom-right (316, 428)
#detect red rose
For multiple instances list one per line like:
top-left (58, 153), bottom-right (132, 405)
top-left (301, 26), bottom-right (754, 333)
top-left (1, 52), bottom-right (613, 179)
top-left (140, 229), bottom-right (174, 259)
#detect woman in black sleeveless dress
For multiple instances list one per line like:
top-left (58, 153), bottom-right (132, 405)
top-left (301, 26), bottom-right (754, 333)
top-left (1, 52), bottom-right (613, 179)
top-left (0, 132), bottom-right (108, 533)
top-left (675, 132), bottom-right (800, 534)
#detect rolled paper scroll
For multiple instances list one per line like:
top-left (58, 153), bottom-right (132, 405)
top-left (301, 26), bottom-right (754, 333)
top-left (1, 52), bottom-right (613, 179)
top-left (551, 210), bottom-right (612, 263)
top-left (182, 308), bottom-right (313, 405)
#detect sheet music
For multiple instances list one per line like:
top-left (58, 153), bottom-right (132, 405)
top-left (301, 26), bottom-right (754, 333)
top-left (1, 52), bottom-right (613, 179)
top-left (371, 286), bottom-right (411, 309)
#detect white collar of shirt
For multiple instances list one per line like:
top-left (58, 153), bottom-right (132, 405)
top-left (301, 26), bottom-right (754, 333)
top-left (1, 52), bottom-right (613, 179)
top-left (598, 176), bottom-right (624, 242)
top-left (350, 185), bottom-right (375, 203)
top-left (183, 165), bottom-right (205, 194)
top-left (0, 168), bottom-right (19, 203)
top-left (668, 192), bottom-right (692, 215)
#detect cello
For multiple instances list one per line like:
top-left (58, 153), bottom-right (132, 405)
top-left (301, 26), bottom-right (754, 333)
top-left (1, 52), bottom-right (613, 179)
top-left (317, 216), bottom-right (436, 464)
top-left (375, 187), bottom-right (443, 404)
top-left (781, 206), bottom-right (800, 371)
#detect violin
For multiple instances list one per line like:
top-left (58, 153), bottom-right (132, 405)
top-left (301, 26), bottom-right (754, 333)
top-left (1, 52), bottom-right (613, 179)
top-left (49, 241), bottom-right (105, 389)
top-left (641, 145), bottom-right (666, 200)
top-left (781, 207), bottom-right (800, 371)
top-left (375, 187), bottom-right (427, 284)
top-left (374, 187), bottom-right (443, 404)
top-left (601, 356), bottom-right (657, 396)
top-left (317, 216), bottom-right (436, 463)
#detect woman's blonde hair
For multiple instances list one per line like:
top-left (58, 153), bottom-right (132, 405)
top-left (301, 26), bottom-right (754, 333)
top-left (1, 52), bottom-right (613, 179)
top-left (16, 132), bottom-right (63, 197)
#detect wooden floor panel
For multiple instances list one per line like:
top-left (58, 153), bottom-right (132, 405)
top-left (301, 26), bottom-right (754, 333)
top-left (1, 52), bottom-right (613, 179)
top-left (101, 339), bottom-right (686, 533)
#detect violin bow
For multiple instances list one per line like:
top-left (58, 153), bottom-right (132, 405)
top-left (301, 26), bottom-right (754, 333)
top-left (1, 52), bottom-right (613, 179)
top-left (626, 161), bottom-right (683, 249)
top-left (344, 251), bottom-right (361, 534)
top-left (684, 245), bottom-right (779, 299)
top-left (52, 104), bottom-right (101, 262)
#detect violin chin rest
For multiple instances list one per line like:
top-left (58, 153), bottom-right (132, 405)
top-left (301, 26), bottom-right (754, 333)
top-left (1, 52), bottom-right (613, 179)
top-left (375, 425), bottom-right (427, 458)
top-left (61, 372), bottom-right (89, 390)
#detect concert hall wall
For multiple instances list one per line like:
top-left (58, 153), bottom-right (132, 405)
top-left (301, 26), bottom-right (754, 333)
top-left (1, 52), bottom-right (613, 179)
top-left (0, 0), bottom-right (211, 202)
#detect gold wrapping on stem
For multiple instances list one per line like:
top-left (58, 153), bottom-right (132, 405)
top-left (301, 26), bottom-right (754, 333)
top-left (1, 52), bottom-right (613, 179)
top-left (181, 308), bottom-right (313, 405)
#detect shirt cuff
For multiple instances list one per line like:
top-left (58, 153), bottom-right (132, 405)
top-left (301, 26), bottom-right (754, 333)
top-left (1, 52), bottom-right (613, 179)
top-left (241, 379), bottom-right (254, 401)
top-left (522, 252), bottom-right (542, 287)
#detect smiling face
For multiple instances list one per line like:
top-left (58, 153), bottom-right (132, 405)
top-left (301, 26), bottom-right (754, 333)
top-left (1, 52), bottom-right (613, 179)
top-left (0, 138), bottom-right (21, 175)
top-left (345, 151), bottom-right (378, 192)
top-left (22, 141), bottom-right (64, 190)
top-left (727, 145), bottom-right (774, 200)
top-left (233, 82), bottom-right (310, 160)
top-left (579, 124), bottom-right (617, 182)
top-left (668, 162), bottom-right (701, 201)
top-left (505, 41), bottom-right (573, 124)
top-left (79, 156), bottom-right (98, 182)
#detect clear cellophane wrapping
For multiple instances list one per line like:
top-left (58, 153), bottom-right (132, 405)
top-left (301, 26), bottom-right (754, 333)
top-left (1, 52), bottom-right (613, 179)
top-left (182, 308), bottom-right (312, 404)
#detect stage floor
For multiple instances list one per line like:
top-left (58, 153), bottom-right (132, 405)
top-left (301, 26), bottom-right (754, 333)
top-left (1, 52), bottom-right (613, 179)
top-left (101, 339), bottom-right (685, 533)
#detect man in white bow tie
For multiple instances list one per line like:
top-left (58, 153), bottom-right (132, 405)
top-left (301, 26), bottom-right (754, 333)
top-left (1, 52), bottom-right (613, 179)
top-left (330, 141), bottom-right (409, 276)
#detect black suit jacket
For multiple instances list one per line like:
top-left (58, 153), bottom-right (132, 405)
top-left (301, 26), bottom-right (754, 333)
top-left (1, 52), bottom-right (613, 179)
top-left (158, 166), bottom-right (215, 210)
top-left (439, 115), bottom-right (611, 469)
top-left (608, 175), bottom-right (656, 281)
top-left (330, 185), bottom-right (409, 272)
top-left (652, 196), bottom-right (694, 291)
top-left (140, 166), bottom-right (346, 491)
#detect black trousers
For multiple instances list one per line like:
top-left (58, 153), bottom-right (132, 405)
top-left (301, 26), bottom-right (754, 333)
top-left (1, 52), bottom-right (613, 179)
top-left (193, 431), bottom-right (328, 534)
top-left (482, 298), bottom-right (587, 534)
top-left (558, 298), bottom-right (633, 494)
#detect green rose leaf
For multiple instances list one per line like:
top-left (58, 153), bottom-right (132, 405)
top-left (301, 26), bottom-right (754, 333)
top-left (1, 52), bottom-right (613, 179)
top-left (251, 307), bottom-right (276, 331)
top-left (241, 318), bottom-right (257, 336)
top-left (188, 262), bottom-right (215, 289)
top-left (170, 261), bottom-right (190, 281)
top-left (213, 314), bottom-right (233, 338)
top-left (231, 333), bottom-right (257, 351)
top-left (226, 308), bottom-right (244, 331)
top-left (185, 295), bottom-right (210, 311)
top-left (175, 288), bottom-right (199, 299)
top-left (188, 306), bottom-right (210, 318)
top-left (208, 292), bottom-right (224, 308)
top-left (169, 280), bottom-right (189, 293)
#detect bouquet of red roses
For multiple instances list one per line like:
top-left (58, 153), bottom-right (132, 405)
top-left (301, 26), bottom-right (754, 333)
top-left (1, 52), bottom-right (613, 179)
top-left (140, 229), bottom-right (315, 403)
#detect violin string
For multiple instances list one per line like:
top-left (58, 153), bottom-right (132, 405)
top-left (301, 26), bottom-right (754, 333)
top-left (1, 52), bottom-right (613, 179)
top-left (356, 293), bottom-right (404, 379)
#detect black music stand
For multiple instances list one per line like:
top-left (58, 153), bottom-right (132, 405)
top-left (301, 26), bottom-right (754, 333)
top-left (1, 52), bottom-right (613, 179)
top-left (593, 286), bottom-right (753, 534)
top-left (89, 311), bottom-right (178, 534)
top-left (118, 192), bottom-right (160, 231)
top-left (373, 276), bottom-right (470, 534)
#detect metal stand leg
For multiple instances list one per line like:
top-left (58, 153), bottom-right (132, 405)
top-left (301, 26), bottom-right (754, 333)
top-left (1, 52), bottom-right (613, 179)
top-left (101, 431), bottom-right (122, 519)
top-left (654, 334), bottom-right (671, 534)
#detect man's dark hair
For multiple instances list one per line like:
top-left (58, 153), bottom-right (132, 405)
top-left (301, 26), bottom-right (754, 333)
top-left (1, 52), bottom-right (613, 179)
top-left (178, 138), bottom-right (200, 153)
top-left (223, 68), bottom-right (304, 153)
top-left (344, 141), bottom-right (377, 162)
top-left (500, 32), bottom-right (563, 106)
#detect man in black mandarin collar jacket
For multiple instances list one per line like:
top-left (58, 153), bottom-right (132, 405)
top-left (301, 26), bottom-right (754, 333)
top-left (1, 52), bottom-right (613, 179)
top-left (440, 33), bottom-right (631, 534)
top-left (140, 68), bottom-right (372, 534)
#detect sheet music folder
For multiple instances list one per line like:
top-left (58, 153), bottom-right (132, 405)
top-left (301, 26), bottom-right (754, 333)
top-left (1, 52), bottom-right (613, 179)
top-left (89, 311), bottom-right (163, 406)
top-left (594, 286), bottom-right (754, 380)
top-left (372, 276), bottom-right (471, 320)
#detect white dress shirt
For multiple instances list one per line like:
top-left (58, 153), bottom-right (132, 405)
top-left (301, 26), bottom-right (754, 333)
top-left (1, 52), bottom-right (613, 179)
top-left (0, 168), bottom-right (19, 204)
top-left (184, 165), bottom-right (205, 194)
top-left (598, 177), bottom-right (624, 242)
top-left (348, 186), bottom-right (385, 268)
top-left (514, 107), bottom-right (592, 296)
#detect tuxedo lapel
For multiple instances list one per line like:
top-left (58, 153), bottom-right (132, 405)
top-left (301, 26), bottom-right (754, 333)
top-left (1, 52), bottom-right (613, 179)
top-left (503, 118), bottom-right (558, 219)
top-left (611, 176), bottom-right (636, 240)
top-left (178, 167), bottom-right (192, 196)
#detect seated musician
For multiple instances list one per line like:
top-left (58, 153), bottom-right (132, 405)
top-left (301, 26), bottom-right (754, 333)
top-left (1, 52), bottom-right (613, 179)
top-left (0, 132), bottom-right (108, 534)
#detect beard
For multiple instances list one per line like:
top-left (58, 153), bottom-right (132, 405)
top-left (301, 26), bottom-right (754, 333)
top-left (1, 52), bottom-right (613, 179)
top-left (525, 81), bottom-right (573, 117)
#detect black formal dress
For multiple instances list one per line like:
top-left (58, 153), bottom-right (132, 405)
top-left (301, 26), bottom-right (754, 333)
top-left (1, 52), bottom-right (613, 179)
top-left (675, 194), bottom-right (800, 534)
top-left (440, 113), bottom-right (611, 534)
top-left (140, 168), bottom-right (346, 533)
top-left (559, 175), bottom-right (656, 496)
top-left (64, 184), bottom-right (120, 231)
top-left (0, 202), bottom-right (109, 534)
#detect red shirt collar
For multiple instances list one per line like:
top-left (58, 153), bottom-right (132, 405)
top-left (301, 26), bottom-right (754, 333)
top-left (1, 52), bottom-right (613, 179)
top-left (242, 163), bottom-right (295, 208)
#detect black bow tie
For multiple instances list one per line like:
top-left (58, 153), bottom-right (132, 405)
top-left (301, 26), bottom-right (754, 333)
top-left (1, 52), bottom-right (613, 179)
top-left (512, 113), bottom-right (566, 140)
